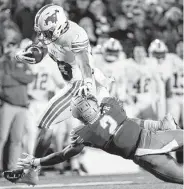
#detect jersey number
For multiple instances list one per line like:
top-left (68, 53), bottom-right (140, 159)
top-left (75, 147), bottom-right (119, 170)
top-left (173, 72), bottom-right (183, 89)
top-left (133, 78), bottom-right (151, 93)
top-left (33, 73), bottom-right (48, 90)
top-left (100, 115), bottom-right (118, 135)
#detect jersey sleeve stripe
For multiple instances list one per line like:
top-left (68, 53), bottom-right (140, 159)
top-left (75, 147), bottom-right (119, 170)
top-left (71, 40), bottom-right (89, 48)
top-left (72, 39), bottom-right (89, 45)
top-left (72, 43), bottom-right (89, 51)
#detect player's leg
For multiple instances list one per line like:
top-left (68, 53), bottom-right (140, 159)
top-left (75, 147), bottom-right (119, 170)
top-left (0, 103), bottom-right (15, 171)
top-left (34, 80), bottom-right (82, 158)
top-left (9, 107), bottom-right (26, 170)
top-left (134, 129), bottom-right (183, 184)
top-left (167, 97), bottom-right (180, 123)
top-left (136, 129), bottom-right (183, 156)
top-left (176, 102), bottom-right (183, 164)
top-left (23, 108), bottom-right (38, 155)
top-left (37, 80), bottom-right (82, 129)
top-left (134, 154), bottom-right (183, 184)
top-left (132, 113), bottom-right (177, 132)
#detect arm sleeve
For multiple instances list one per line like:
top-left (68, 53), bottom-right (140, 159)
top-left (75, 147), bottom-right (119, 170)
top-left (40, 143), bottom-right (84, 166)
top-left (11, 64), bottom-right (34, 84)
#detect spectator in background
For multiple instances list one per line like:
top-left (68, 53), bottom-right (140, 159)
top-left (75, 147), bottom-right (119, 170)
top-left (0, 28), bottom-right (34, 174)
top-left (89, 0), bottom-right (110, 44)
top-left (109, 11), bottom-right (137, 58)
top-left (68, 0), bottom-right (97, 45)
top-left (0, 0), bottom-right (20, 42)
top-left (13, 0), bottom-right (43, 40)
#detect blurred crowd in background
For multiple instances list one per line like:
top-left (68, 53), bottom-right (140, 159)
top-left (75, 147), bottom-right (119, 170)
top-left (0, 0), bottom-right (183, 177)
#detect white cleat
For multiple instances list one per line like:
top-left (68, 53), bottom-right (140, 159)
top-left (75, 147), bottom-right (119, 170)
top-left (16, 167), bottom-right (39, 186)
top-left (160, 113), bottom-right (178, 130)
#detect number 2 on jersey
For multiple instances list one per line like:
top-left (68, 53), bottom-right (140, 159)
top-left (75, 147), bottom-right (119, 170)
top-left (100, 115), bottom-right (118, 134)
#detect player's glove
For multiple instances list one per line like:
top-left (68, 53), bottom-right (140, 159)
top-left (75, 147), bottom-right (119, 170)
top-left (76, 78), bottom-right (93, 96)
top-left (17, 153), bottom-right (40, 169)
top-left (15, 48), bottom-right (36, 64)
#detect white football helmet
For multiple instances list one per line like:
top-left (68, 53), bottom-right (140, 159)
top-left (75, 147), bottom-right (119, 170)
top-left (148, 39), bottom-right (168, 59)
top-left (70, 94), bottom-right (100, 124)
top-left (102, 38), bottom-right (122, 62)
top-left (34, 4), bottom-right (69, 44)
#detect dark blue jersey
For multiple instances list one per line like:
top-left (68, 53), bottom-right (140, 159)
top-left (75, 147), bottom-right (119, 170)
top-left (71, 97), bottom-right (142, 159)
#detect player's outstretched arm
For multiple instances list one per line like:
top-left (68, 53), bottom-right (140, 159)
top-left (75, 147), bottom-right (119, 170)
top-left (18, 144), bottom-right (84, 168)
top-left (39, 143), bottom-right (84, 166)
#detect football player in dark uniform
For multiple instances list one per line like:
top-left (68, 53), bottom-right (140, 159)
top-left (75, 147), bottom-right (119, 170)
top-left (4, 93), bottom-right (183, 185)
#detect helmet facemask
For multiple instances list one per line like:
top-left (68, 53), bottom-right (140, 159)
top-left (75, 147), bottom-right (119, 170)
top-left (148, 39), bottom-right (168, 60)
top-left (104, 48), bottom-right (120, 62)
top-left (71, 94), bottom-right (100, 124)
top-left (35, 21), bottom-right (69, 45)
top-left (102, 38), bottom-right (122, 63)
top-left (34, 4), bottom-right (69, 45)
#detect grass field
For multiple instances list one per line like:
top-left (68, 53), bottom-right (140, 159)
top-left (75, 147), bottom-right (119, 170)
top-left (0, 171), bottom-right (183, 189)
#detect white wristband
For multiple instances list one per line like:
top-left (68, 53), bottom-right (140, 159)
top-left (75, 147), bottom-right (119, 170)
top-left (32, 158), bottom-right (41, 166)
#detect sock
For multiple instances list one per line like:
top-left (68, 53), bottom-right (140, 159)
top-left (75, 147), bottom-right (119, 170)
top-left (144, 120), bottom-right (161, 131)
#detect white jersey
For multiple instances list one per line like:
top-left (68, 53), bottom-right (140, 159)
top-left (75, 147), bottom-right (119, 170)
top-left (169, 53), bottom-right (184, 96)
top-left (46, 20), bottom-right (92, 83)
top-left (125, 58), bottom-right (160, 111)
top-left (154, 54), bottom-right (173, 82)
top-left (28, 54), bottom-right (63, 101)
top-left (162, 53), bottom-right (183, 123)
top-left (93, 53), bottom-right (126, 98)
top-left (35, 21), bottom-right (110, 129)
top-left (150, 54), bottom-right (174, 118)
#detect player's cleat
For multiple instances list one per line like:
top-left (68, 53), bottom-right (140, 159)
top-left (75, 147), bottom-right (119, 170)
top-left (160, 113), bottom-right (178, 130)
top-left (16, 168), bottom-right (39, 186)
top-left (3, 167), bottom-right (39, 186)
top-left (3, 169), bottom-right (24, 183)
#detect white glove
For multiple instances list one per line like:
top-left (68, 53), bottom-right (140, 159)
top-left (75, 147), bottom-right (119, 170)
top-left (15, 49), bottom-right (36, 64)
top-left (17, 153), bottom-right (40, 169)
top-left (77, 78), bottom-right (93, 96)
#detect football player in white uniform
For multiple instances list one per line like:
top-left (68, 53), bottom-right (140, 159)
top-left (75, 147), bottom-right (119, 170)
top-left (125, 46), bottom-right (162, 119)
top-left (24, 53), bottom-right (63, 155)
top-left (167, 54), bottom-right (183, 127)
top-left (149, 39), bottom-right (183, 163)
top-left (93, 38), bottom-right (126, 98)
top-left (148, 39), bottom-right (173, 119)
top-left (15, 4), bottom-right (110, 158)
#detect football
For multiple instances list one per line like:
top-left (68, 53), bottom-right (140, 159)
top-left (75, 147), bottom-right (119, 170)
top-left (26, 45), bottom-right (44, 63)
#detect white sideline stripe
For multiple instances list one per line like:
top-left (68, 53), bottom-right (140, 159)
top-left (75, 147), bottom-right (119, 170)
top-left (0, 181), bottom-right (133, 189)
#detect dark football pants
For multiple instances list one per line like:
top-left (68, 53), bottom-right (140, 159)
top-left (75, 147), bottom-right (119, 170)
top-left (133, 129), bottom-right (183, 184)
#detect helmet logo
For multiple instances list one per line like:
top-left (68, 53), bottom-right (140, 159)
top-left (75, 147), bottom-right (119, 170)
top-left (45, 10), bottom-right (59, 26)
